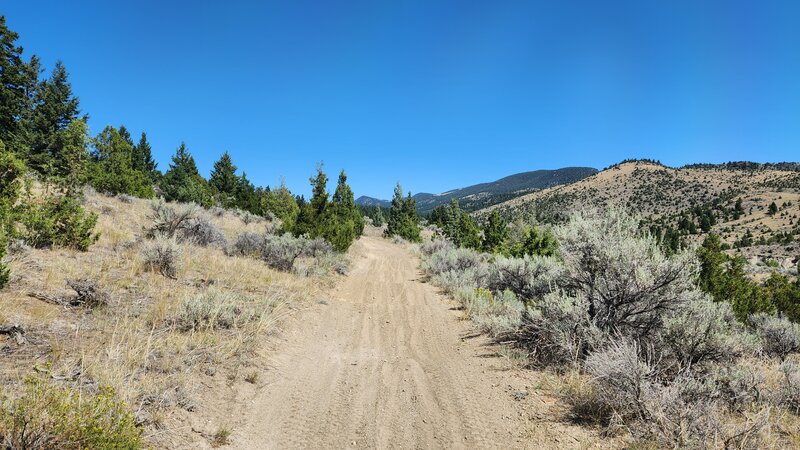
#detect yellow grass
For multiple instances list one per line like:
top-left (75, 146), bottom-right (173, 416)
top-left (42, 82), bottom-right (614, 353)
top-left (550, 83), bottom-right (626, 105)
top-left (0, 190), bottom-right (333, 447)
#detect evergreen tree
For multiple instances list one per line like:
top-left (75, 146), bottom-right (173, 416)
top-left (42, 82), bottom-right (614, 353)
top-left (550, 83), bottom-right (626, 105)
top-left (118, 125), bottom-right (134, 147)
top-left (88, 126), bottom-right (154, 198)
top-left (262, 182), bottom-right (299, 231)
top-left (28, 61), bottom-right (81, 175)
top-left (434, 199), bottom-right (480, 249)
top-left (49, 119), bottom-right (90, 194)
top-left (234, 172), bottom-right (260, 214)
top-left (385, 183), bottom-right (421, 242)
top-left (293, 164), bottom-right (329, 237)
top-left (697, 233), bottom-right (774, 321)
top-left (0, 16), bottom-right (38, 153)
top-left (482, 210), bottom-right (508, 253)
top-left (509, 226), bottom-right (558, 257)
top-left (0, 141), bottom-right (24, 288)
top-left (325, 170), bottom-right (364, 251)
top-left (371, 206), bottom-right (385, 227)
top-left (733, 198), bottom-right (744, 220)
top-left (209, 151), bottom-right (239, 207)
top-left (132, 132), bottom-right (159, 181)
top-left (768, 201), bottom-right (778, 215)
top-left (160, 142), bottom-right (213, 206)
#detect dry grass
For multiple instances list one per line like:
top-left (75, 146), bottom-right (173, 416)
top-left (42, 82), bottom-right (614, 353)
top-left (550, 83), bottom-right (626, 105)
top-left (480, 161), bottom-right (800, 270)
top-left (0, 191), bottom-right (335, 448)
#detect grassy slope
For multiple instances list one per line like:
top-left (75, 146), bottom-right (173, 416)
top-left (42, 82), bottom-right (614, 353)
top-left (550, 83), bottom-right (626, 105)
top-left (0, 190), bottom-right (334, 448)
top-left (479, 161), bottom-right (800, 275)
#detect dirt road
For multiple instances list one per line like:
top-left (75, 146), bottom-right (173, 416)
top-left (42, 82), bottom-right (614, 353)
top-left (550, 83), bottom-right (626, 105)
top-left (233, 236), bottom-right (599, 449)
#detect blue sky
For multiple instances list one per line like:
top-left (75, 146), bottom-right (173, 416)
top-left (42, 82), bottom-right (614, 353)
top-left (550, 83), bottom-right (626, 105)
top-left (4, 1), bottom-right (799, 198)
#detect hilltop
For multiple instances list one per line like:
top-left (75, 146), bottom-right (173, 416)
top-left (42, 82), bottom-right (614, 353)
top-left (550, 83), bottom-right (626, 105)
top-left (357, 167), bottom-right (598, 214)
top-left (479, 160), bottom-right (800, 273)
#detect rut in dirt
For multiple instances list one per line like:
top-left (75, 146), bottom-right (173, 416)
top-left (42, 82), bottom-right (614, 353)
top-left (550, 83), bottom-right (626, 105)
top-left (232, 236), bottom-right (539, 449)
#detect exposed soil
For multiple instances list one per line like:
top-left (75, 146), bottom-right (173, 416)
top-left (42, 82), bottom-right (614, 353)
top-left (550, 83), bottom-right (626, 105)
top-left (232, 236), bottom-right (607, 449)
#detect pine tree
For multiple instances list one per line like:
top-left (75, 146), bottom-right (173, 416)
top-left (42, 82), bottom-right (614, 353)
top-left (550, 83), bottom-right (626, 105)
top-left (132, 132), bottom-right (159, 181)
top-left (209, 151), bottom-right (239, 207)
top-left (160, 142), bottom-right (213, 206)
top-left (234, 172), bottom-right (260, 213)
top-left (118, 125), bottom-right (134, 147)
top-left (482, 210), bottom-right (508, 253)
top-left (88, 125), bottom-right (154, 198)
top-left (0, 17), bottom-right (38, 153)
top-left (28, 61), bottom-right (81, 175)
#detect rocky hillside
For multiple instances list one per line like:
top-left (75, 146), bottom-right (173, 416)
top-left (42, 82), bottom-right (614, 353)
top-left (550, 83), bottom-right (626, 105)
top-left (479, 160), bottom-right (800, 275)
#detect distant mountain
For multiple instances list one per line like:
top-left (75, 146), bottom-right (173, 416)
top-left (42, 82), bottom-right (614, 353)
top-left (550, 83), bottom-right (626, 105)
top-left (355, 196), bottom-right (391, 208)
top-left (356, 167), bottom-right (598, 214)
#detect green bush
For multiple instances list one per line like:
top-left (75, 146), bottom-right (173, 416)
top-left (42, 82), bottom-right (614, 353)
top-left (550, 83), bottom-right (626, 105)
top-left (19, 196), bottom-right (99, 251)
top-left (0, 376), bottom-right (142, 449)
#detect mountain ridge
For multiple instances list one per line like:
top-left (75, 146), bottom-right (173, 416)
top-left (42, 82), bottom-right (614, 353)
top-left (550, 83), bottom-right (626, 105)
top-left (357, 167), bottom-right (598, 213)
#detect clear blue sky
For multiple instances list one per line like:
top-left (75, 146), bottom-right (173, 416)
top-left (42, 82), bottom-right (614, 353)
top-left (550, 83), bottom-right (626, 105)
top-left (4, 1), bottom-right (799, 198)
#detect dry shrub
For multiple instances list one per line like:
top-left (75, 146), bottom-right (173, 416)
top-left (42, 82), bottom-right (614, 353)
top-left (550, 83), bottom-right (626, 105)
top-left (519, 291), bottom-right (603, 367)
top-left (228, 231), bottom-right (264, 257)
top-left (555, 208), bottom-right (699, 339)
top-left (584, 339), bottom-right (654, 423)
top-left (145, 199), bottom-right (197, 239)
top-left (65, 278), bottom-right (110, 308)
top-left (141, 236), bottom-right (181, 279)
top-left (171, 289), bottom-right (280, 332)
top-left (261, 234), bottom-right (309, 271)
top-left (750, 314), bottom-right (800, 360)
top-left (661, 297), bottom-right (752, 372)
top-left (486, 254), bottom-right (563, 301)
top-left (182, 214), bottom-right (227, 248)
top-left (456, 288), bottom-right (524, 338)
top-left (420, 238), bottom-right (453, 257)
top-left (233, 209), bottom-right (262, 225)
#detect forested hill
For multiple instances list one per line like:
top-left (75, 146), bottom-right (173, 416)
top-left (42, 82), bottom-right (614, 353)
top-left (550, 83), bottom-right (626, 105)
top-left (356, 167), bottom-right (597, 214)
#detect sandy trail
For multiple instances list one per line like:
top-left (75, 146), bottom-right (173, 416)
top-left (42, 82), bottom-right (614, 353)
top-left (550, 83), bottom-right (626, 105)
top-left (233, 236), bottom-right (596, 449)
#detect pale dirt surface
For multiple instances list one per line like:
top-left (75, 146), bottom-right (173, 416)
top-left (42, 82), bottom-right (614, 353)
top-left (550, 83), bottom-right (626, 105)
top-left (232, 236), bottom-right (608, 449)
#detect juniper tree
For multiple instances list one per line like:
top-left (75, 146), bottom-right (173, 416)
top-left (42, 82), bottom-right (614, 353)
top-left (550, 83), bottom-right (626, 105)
top-left (769, 201), bottom-right (778, 215)
top-left (294, 164), bottom-right (329, 237)
top-left (325, 170), bottom-right (364, 251)
top-left (262, 182), bottom-right (299, 230)
top-left (482, 210), bottom-right (508, 253)
top-left (49, 119), bottom-right (90, 195)
top-left (385, 183), bottom-right (421, 242)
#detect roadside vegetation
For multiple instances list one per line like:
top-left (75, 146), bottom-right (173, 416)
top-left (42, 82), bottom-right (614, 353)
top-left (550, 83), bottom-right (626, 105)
top-left (0, 16), bottom-right (364, 448)
top-left (421, 206), bottom-right (800, 448)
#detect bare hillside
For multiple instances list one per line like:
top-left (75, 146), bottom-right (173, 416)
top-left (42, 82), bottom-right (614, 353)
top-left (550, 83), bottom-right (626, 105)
top-left (479, 161), bottom-right (800, 273)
